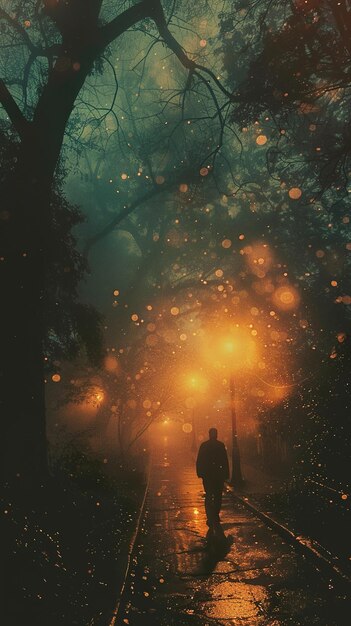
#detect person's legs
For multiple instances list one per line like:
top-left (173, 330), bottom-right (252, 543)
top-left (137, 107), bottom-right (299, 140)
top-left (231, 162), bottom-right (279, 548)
top-left (203, 478), bottom-right (216, 526)
top-left (213, 480), bottom-right (224, 522)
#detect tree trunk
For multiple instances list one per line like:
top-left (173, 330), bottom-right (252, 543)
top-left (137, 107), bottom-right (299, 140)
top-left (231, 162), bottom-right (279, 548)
top-left (1, 148), bottom-right (51, 491)
top-left (0, 55), bottom-right (95, 491)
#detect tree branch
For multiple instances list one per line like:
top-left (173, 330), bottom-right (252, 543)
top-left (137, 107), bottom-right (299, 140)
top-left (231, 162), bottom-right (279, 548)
top-left (84, 183), bottom-right (166, 255)
top-left (0, 8), bottom-right (37, 53)
top-left (0, 80), bottom-right (31, 140)
top-left (148, 0), bottom-right (235, 101)
top-left (98, 1), bottom-right (150, 48)
top-left (147, 0), bottom-right (195, 70)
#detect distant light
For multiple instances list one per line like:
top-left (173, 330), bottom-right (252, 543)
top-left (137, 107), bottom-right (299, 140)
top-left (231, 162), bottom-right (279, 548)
top-left (52, 373), bottom-right (61, 383)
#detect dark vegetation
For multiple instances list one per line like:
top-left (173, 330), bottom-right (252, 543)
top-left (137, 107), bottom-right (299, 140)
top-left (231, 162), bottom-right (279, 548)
top-left (4, 445), bottom-right (146, 626)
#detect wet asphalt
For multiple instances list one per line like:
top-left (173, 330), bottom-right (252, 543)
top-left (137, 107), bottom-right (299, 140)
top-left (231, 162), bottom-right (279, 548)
top-left (116, 435), bottom-right (350, 626)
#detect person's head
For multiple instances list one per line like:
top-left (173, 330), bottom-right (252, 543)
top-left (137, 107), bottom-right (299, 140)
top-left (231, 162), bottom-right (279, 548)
top-left (209, 427), bottom-right (218, 440)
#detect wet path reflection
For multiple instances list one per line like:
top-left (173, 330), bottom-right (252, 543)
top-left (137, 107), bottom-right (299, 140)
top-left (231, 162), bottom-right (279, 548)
top-left (118, 436), bottom-right (349, 625)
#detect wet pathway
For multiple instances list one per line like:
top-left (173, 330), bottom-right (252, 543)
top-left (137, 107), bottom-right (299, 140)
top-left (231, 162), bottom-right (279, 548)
top-left (116, 436), bottom-right (349, 625)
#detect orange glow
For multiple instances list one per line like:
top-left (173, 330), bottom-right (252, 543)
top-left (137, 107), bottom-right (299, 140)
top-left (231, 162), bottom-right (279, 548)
top-left (243, 242), bottom-right (273, 276)
top-left (208, 328), bottom-right (258, 371)
top-left (52, 373), bottom-right (61, 383)
top-left (288, 187), bottom-right (302, 200)
top-left (185, 397), bottom-right (196, 409)
top-left (146, 334), bottom-right (158, 346)
top-left (104, 355), bottom-right (119, 373)
top-left (256, 134), bottom-right (267, 146)
top-left (188, 374), bottom-right (204, 391)
top-left (272, 286), bottom-right (300, 311)
top-left (182, 422), bottom-right (193, 433)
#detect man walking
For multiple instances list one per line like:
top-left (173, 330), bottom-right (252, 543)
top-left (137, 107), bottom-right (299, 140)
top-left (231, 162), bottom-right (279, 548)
top-left (196, 428), bottom-right (229, 529)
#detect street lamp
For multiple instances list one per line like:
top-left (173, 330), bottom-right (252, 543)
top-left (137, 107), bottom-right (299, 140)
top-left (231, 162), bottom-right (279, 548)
top-left (217, 332), bottom-right (257, 487)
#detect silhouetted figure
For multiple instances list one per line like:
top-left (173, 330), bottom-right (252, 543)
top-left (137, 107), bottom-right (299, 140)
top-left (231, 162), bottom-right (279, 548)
top-left (196, 428), bottom-right (229, 528)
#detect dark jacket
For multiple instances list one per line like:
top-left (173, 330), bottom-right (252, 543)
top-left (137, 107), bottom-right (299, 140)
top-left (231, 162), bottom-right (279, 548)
top-left (196, 439), bottom-right (229, 480)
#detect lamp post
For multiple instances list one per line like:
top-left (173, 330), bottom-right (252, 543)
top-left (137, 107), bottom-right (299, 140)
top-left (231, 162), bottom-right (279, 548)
top-left (217, 332), bottom-right (256, 487)
top-left (229, 373), bottom-right (243, 486)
